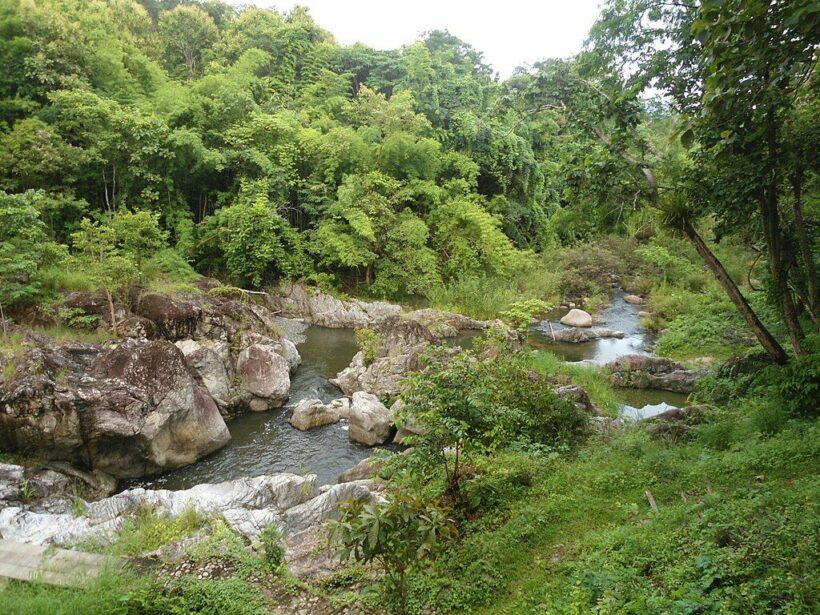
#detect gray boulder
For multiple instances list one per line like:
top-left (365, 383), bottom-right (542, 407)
top-left (0, 335), bottom-right (231, 479)
top-left (560, 309), bottom-right (593, 328)
top-left (546, 326), bottom-right (624, 343)
top-left (348, 392), bottom-right (393, 446)
top-left (289, 398), bottom-right (340, 431)
top-left (606, 354), bottom-right (704, 393)
top-left (236, 343), bottom-right (291, 411)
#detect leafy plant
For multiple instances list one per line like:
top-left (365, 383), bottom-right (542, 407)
top-left (355, 327), bottom-right (382, 365)
top-left (330, 491), bottom-right (457, 614)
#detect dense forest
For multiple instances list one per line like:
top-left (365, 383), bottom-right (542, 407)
top-left (0, 0), bottom-right (818, 613)
top-left (1, 0), bottom-right (817, 358)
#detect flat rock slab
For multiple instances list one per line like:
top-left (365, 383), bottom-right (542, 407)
top-left (0, 539), bottom-right (117, 587)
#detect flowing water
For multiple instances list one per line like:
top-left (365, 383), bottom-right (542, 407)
top-left (134, 293), bottom-right (686, 490)
top-left (132, 327), bottom-right (375, 490)
top-left (529, 291), bottom-right (689, 419)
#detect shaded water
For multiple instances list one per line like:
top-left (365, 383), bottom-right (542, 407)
top-left (132, 327), bottom-right (374, 490)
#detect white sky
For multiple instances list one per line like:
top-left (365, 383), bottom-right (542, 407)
top-left (246, 0), bottom-right (603, 78)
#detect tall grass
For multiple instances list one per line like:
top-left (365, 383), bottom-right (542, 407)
top-left (426, 265), bottom-right (561, 320)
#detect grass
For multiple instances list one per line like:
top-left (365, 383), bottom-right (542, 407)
top-left (90, 506), bottom-right (207, 557)
top-left (528, 350), bottom-right (622, 416)
top-left (405, 412), bottom-right (819, 614)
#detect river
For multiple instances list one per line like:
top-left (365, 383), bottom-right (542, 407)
top-left (134, 293), bottom-right (685, 490)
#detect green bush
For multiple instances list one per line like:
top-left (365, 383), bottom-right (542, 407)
top-left (109, 506), bottom-right (205, 556)
top-left (258, 523), bottom-right (285, 570)
top-left (355, 327), bottom-right (382, 365)
top-left (143, 248), bottom-right (200, 284)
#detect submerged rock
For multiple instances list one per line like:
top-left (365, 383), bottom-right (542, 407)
top-left (605, 354), bottom-right (704, 393)
top-left (560, 309), bottom-right (593, 328)
top-left (543, 326), bottom-right (624, 343)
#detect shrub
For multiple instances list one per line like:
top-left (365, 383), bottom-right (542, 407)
top-left (330, 492), bottom-right (457, 614)
top-left (258, 523), bottom-right (285, 570)
top-left (355, 327), bottom-right (382, 365)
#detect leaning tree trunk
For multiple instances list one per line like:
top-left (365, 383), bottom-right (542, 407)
top-left (682, 221), bottom-right (789, 365)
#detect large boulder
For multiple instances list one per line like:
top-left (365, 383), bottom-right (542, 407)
top-left (134, 293), bottom-right (202, 340)
top-left (606, 354), bottom-right (704, 393)
top-left (560, 309), bottom-right (593, 328)
top-left (236, 343), bottom-right (291, 411)
top-left (175, 339), bottom-right (234, 406)
top-left (348, 392), bottom-right (393, 446)
top-left (623, 294), bottom-right (646, 305)
top-left (289, 398), bottom-right (340, 431)
top-left (0, 333), bottom-right (231, 479)
top-left (405, 308), bottom-right (489, 337)
top-left (89, 340), bottom-right (231, 476)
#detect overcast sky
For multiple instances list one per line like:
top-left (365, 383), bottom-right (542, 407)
top-left (247, 0), bottom-right (603, 78)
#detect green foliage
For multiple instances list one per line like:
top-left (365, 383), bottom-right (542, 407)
top-left (330, 492), bottom-right (457, 614)
top-left (0, 190), bottom-right (65, 313)
top-left (499, 299), bottom-right (550, 334)
top-left (214, 180), bottom-right (310, 287)
top-left (109, 506), bottom-right (206, 556)
top-left (400, 345), bottom-right (590, 506)
top-left (258, 523), bottom-right (285, 570)
top-left (355, 327), bottom-right (382, 365)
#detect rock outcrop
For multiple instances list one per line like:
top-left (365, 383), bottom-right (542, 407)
top-left (0, 468), bottom-right (379, 579)
top-left (0, 335), bottom-right (231, 479)
top-left (0, 286), bottom-right (307, 477)
top-left (560, 309), bottom-right (593, 328)
top-left (331, 317), bottom-right (439, 397)
top-left (348, 392), bottom-right (393, 446)
top-left (605, 354), bottom-right (704, 393)
top-left (273, 281), bottom-right (401, 328)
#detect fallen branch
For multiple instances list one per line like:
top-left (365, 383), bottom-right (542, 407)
top-left (645, 490), bottom-right (658, 511)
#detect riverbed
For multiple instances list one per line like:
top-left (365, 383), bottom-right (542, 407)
top-left (136, 293), bottom-right (686, 490)
top-left (530, 291), bottom-right (689, 419)
top-left (131, 327), bottom-right (375, 490)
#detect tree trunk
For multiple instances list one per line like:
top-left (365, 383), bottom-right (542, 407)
top-left (106, 289), bottom-right (117, 334)
top-left (791, 171), bottom-right (818, 327)
top-left (762, 111), bottom-right (806, 356)
top-left (682, 221), bottom-right (789, 364)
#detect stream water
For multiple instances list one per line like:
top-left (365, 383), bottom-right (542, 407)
top-left (135, 293), bottom-right (686, 490)
top-left (530, 291), bottom-right (689, 419)
top-left (131, 327), bottom-right (374, 490)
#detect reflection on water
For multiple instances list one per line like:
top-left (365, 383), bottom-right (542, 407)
top-left (616, 388), bottom-right (690, 420)
top-left (531, 291), bottom-right (655, 364)
top-left (530, 292), bottom-right (689, 418)
top-left (131, 327), bottom-right (375, 490)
